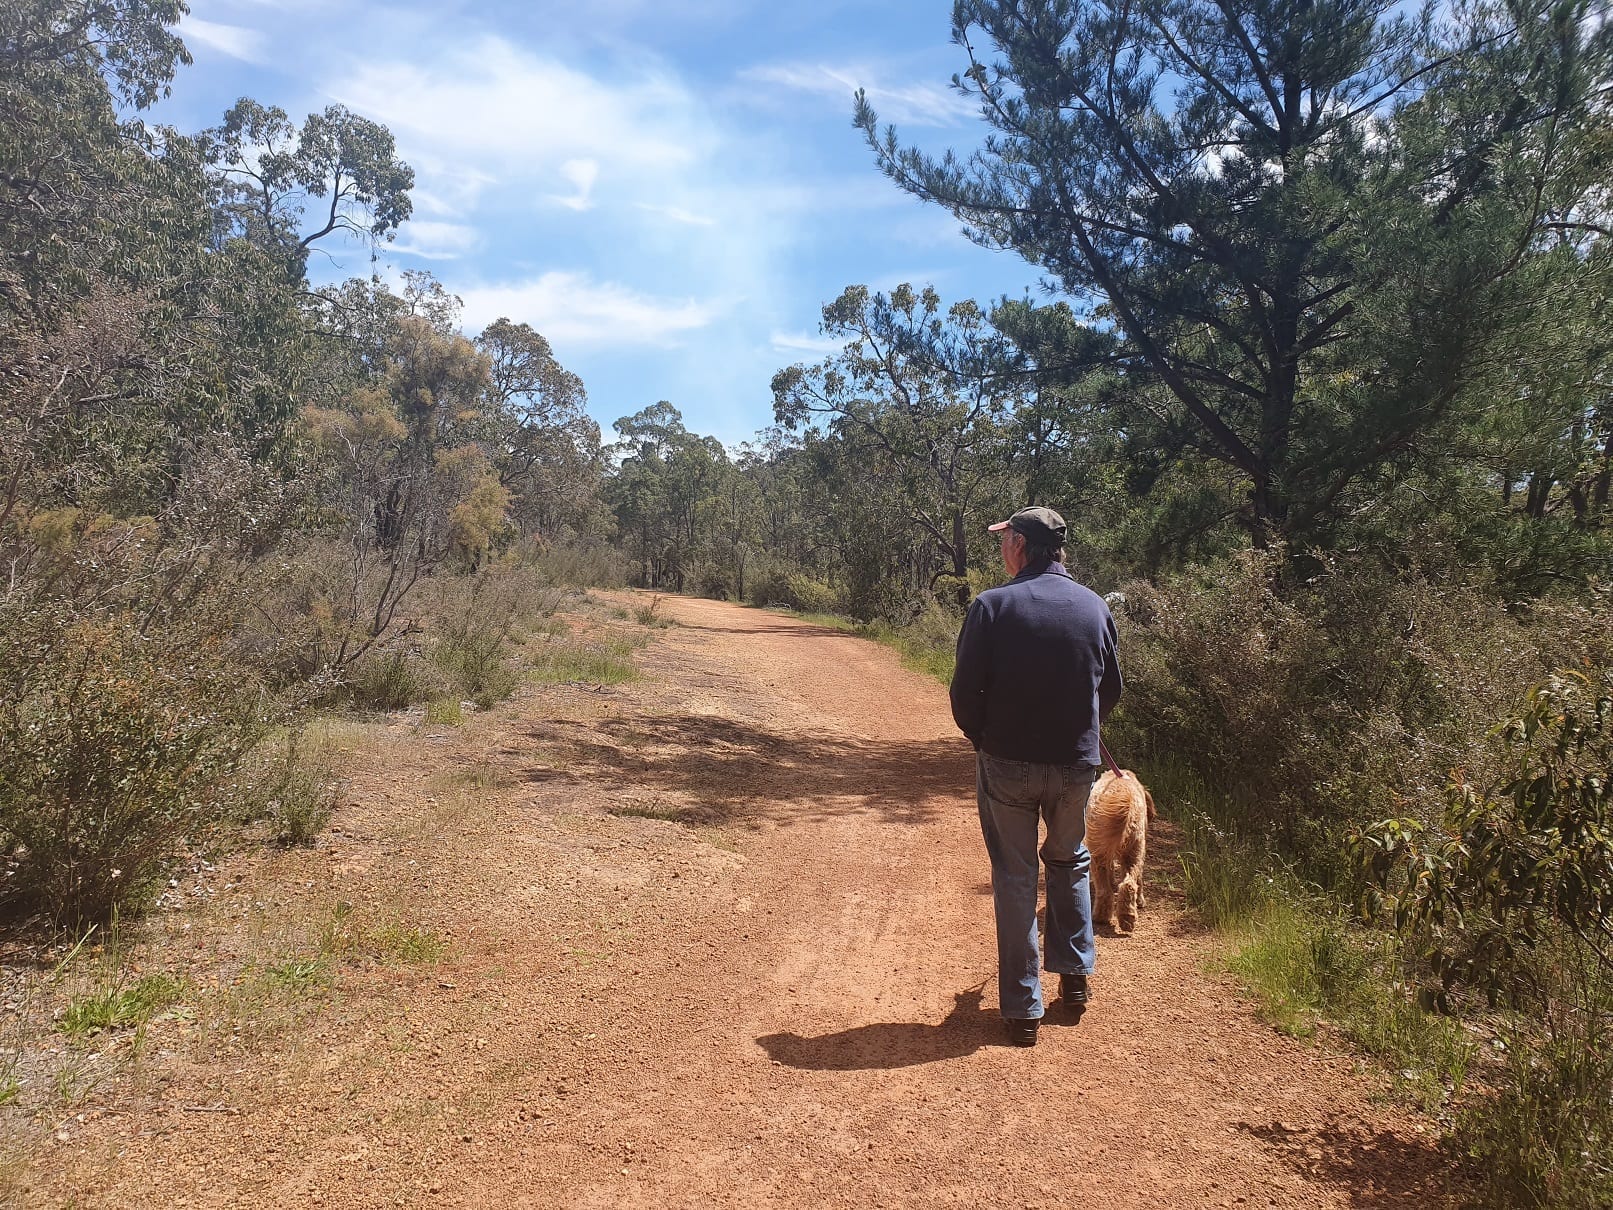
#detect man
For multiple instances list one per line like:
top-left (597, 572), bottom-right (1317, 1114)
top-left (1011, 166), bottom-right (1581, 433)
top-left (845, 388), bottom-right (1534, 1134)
top-left (949, 506), bottom-right (1123, 1048)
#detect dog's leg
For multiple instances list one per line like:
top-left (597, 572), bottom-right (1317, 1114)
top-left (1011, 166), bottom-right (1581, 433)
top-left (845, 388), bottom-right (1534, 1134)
top-left (1091, 858), bottom-right (1112, 930)
top-left (1135, 823), bottom-right (1148, 911)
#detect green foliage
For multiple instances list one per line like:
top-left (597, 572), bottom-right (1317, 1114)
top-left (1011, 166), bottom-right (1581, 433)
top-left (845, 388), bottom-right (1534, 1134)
top-left (347, 648), bottom-right (444, 712)
top-left (1457, 994), bottom-right (1613, 1208)
top-left (423, 698), bottom-right (464, 726)
top-left (368, 922), bottom-right (447, 965)
top-left (1355, 670), bottom-right (1613, 1012)
top-left (57, 972), bottom-right (185, 1039)
top-left (526, 633), bottom-right (640, 686)
top-left (203, 98), bottom-right (413, 256)
top-left (859, 0), bottom-right (1613, 546)
top-left (1110, 549), bottom-right (1563, 868)
top-left (772, 284), bottom-right (1022, 608)
top-left (1353, 671), bottom-right (1613, 1202)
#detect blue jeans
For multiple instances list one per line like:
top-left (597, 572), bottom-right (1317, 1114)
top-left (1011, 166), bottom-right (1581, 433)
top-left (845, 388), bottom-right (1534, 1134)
top-left (976, 753), bottom-right (1097, 1020)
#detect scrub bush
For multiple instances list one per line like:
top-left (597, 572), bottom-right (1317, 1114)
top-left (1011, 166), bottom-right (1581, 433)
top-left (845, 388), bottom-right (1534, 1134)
top-left (0, 606), bottom-right (267, 924)
top-left (1111, 549), bottom-right (1563, 869)
top-left (1357, 671), bottom-right (1613, 1205)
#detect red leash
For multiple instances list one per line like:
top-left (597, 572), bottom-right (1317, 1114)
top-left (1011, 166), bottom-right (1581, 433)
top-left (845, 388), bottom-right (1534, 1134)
top-left (1098, 738), bottom-right (1125, 779)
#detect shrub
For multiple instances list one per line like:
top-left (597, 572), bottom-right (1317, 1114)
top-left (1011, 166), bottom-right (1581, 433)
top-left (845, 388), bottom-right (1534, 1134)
top-left (1111, 549), bottom-right (1556, 871)
top-left (235, 730), bottom-right (339, 846)
top-left (427, 563), bottom-right (560, 707)
top-left (1357, 671), bottom-right (1613, 1204)
top-left (0, 607), bottom-right (267, 924)
top-left (346, 647), bottom-right (443, 710)
top-left (526, 542), bottom-right (629, 589)
top-left (784, 572), bottom-right (840, 614)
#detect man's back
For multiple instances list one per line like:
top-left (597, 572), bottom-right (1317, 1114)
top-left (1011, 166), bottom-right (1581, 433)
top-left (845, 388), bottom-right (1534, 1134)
top-left (949, 561), bottom-right (1122, 766)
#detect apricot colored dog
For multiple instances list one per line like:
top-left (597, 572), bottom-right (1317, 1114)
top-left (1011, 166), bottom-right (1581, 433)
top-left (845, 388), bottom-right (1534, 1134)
top-left (1087, 769), bottom-right (1155, 934)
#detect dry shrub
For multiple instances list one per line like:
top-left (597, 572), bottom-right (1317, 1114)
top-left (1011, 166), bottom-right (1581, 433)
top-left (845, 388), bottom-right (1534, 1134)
top-left (424, 561), bottom-right (562, 707)
top-left (233, 729), bottom-right (340, 846)
top-left (525, 541), bottom-right (628, 589)
top-left (345, 647), bottom-right (446, 711)
top-left (0, 604), bottom-right (268, 924)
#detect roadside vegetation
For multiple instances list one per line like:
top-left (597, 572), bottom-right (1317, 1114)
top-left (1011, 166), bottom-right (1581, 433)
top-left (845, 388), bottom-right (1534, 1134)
top-left (4, 1), bottom-right (1611, 1204)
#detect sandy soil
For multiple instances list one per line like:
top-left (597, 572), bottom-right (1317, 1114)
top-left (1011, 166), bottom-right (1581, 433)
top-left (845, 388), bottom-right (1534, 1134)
top-left (15, 593), bottom-right (1460, 1208)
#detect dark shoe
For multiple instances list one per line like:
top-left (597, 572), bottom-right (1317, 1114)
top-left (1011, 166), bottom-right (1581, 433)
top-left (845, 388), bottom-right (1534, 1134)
top-left (1060, 973), bottom-right (1091, 1010)
top-left (1005, 1017), bottom-right (1039, 1048)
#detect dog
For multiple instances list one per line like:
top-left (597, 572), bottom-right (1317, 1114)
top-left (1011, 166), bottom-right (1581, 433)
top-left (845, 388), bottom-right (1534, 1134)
top-left (1086, 769), bottom-right (1155, 934)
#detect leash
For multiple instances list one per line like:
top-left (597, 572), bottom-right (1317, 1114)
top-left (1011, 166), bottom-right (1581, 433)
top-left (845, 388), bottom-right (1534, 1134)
top-left (1098, 738), bottom-right (1126, 780)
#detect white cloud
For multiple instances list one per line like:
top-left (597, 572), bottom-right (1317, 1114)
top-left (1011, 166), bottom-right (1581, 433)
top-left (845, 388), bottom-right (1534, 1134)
top-left (769, 329), bottom-right (842, 356)
top-left (740, 62), bottom-right (976, 127)
top-left (331, 38), bottom-right (709, 174)
top-left (391, 220), bottom-right (479, 260)
top-left (181, 16), bottom-right (267, 63)
top-left (550, 159), bottom-right (599, 212)
top-left (635, 202), bottom-right (717, 228)
top-left (458, 272), bottom-right (719, 350)
top-left (409, 172), bottom-right (498, 218)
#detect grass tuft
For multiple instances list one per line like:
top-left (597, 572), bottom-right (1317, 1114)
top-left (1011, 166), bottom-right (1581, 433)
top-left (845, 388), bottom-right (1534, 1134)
top-left (368, 922), bottom-right (447, 965)
top-left (527, 633), bottom-right (640, 685)
top-left (57, 973), bottom-right (186, 1039)
top-left (423, 697), bottom-right (465, 726)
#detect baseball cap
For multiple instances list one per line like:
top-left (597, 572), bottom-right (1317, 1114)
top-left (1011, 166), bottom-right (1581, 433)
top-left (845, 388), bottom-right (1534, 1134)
top-left (987, 506), bottom-right (1066, 546)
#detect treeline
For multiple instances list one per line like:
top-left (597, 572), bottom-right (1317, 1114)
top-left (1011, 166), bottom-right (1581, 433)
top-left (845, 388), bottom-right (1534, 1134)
top-left (1, 2), bottom-right (614, 925)
top-left (3, 1), bottom-right (1612, 1202)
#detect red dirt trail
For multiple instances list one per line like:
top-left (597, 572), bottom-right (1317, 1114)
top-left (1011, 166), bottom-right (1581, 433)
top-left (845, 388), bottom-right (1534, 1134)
top-left (24, 594), bottom-right (1458, 1208)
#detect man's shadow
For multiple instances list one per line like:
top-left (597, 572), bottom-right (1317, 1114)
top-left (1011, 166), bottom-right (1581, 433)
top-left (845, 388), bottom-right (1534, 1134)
top-left (756, 984), bottom-right (996, 1071)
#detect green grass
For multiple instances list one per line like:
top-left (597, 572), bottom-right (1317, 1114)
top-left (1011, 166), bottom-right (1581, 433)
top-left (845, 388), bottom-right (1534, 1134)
top-left (266, 955), bottom-right (331, 991)
top-left (527, 634), bottom-right (640, 685)
top-left (57, 973), bottom-right (186, 1039)
top-left (368, 922), bottom-right (447, 965)
top-left (633, 595), bottom-right (675, 627)
top-left (423, 697), bottom-right (464, 725)
top-left (1144, 756), bottom-right (1473, 1111)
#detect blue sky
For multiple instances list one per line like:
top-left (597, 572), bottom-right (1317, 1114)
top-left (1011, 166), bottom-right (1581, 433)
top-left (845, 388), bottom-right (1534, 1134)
top-left (159, 0), bottom-right (1044, 447)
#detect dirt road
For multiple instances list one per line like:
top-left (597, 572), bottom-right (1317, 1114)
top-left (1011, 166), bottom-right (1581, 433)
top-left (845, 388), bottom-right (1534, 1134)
top-left (27, 594), bottom-right (1455, 1207)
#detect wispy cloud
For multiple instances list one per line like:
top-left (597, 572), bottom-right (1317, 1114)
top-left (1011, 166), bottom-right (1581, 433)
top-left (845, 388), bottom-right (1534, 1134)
top-left (739, 62), bottom-right (976, 127)
top-left (549, 159), bottom-right (599, 212)
top-left (331, 38), bottom-right (708, 175)
top-left (635, 202), bottom-right (717, 228)
top-left (769, 329), bottom-right (842, 356)
top-left (181, 16), bottom-right (267, 64)
top-left (458, 272), bottom-right (719, 351)
top-left (391, 220), bottom-right (479, 261)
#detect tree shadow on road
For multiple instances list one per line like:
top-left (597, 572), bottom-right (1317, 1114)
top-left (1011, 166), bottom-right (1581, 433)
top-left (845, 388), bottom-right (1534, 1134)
top-left (757, 985), bottom-right (1000, 1070)
top-left (515, 711), bottom-right (975, 828)
top-left (1239, 1117), bottom-right (1468, 1208)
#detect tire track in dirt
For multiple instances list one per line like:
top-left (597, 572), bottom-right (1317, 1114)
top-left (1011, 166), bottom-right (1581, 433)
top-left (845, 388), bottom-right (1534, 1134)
top-left (24, 594), bottom-right (1457, 1208)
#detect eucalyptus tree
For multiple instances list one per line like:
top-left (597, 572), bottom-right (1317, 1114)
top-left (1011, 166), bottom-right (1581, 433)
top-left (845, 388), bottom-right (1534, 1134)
top-left (858, 0), bottom-right (1613, 547)
top-left (202, 98), bottom-right (414, 268)
top-left (608, 402), bottom-right (729, 591)
top-left (771, 283), bottom-right (1026, 608)
top-left (476, 317), bottom-right (603, 539)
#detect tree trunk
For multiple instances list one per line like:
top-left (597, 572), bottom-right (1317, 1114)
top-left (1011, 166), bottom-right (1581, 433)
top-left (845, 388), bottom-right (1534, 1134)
top-left (952, 510), bottom-right (969, 609)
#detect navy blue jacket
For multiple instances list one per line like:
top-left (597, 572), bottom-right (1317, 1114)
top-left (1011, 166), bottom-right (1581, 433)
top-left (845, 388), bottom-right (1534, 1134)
top-left (949, 560), bottom-right (1123, 766)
